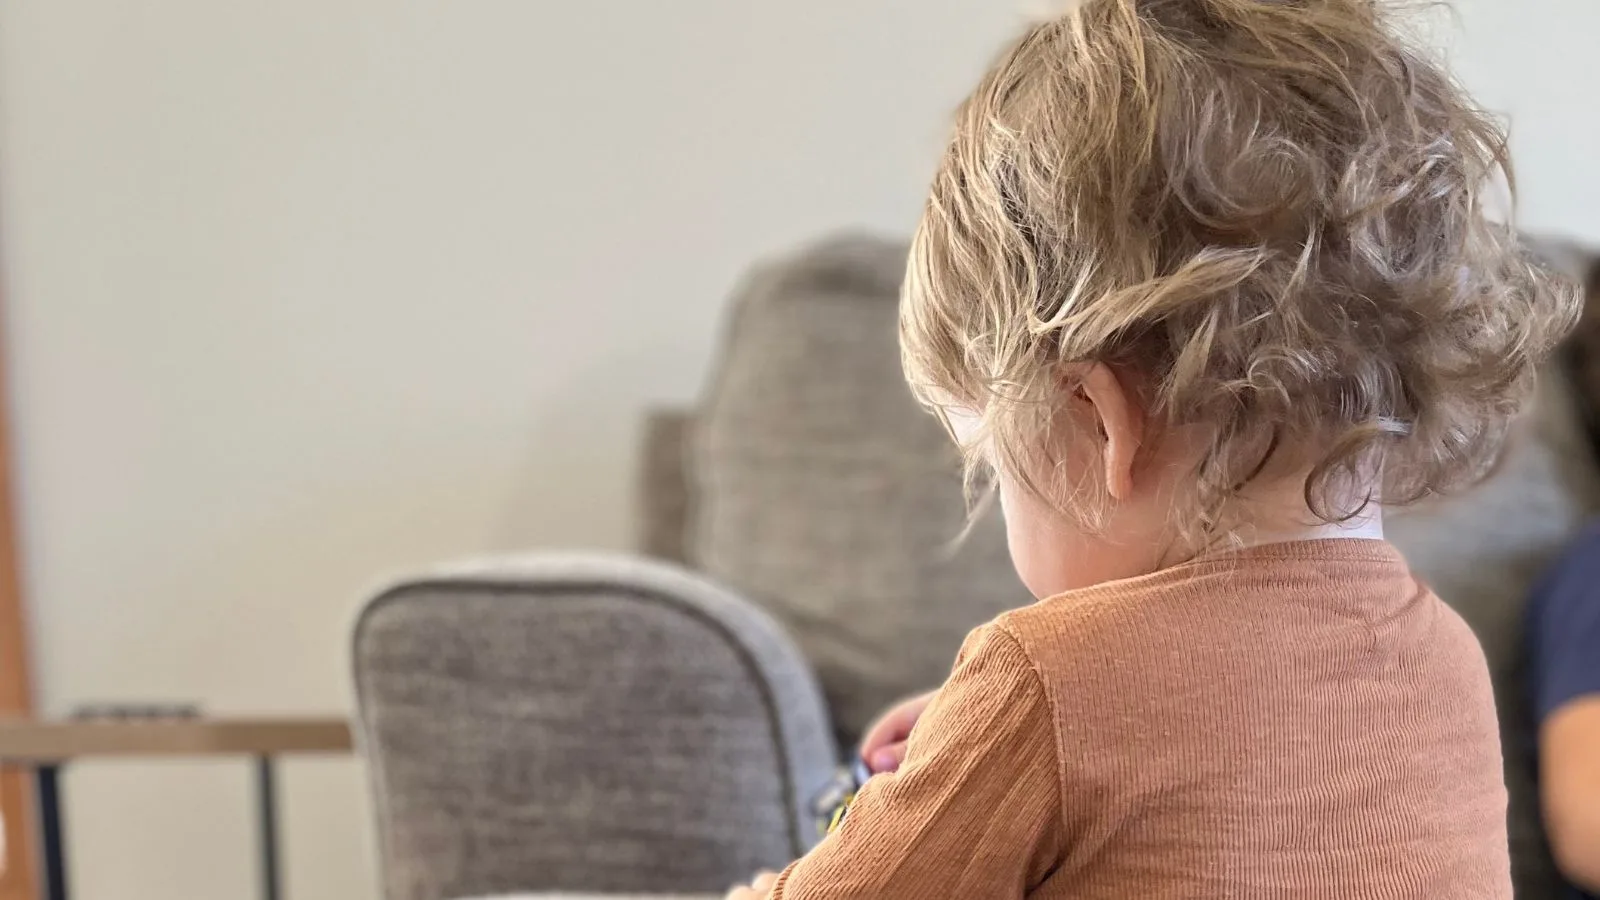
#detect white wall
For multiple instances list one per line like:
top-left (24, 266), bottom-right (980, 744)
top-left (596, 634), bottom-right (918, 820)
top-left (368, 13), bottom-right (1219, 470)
top-left (0, 2), bottom-right (1595, 898)
top-left (1449, 1), bottom-right (1600, 242)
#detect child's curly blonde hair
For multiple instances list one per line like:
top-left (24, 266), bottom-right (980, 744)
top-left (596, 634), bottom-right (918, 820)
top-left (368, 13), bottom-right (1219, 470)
top-left (901, 0), bottom-right (1580, 534)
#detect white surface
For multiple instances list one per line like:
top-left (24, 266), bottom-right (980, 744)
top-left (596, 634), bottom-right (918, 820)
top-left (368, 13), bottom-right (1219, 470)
top-left (0, 2), bottom-right (1595, 899)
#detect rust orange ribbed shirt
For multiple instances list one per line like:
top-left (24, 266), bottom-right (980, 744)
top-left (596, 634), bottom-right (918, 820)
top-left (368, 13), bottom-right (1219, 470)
top-left (772, 540), bottom-right (1510, 898)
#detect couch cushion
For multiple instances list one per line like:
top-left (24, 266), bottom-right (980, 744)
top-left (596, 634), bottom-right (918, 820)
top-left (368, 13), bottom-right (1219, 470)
top-left (690, 235), bottom-right (1030, 748)
top-left (639, 410), bottom-right (694, 564)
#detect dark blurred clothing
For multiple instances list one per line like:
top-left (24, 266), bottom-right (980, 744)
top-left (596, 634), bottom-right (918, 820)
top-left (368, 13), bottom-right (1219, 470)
top-left (1527, 522), bottom-right (1600, 900)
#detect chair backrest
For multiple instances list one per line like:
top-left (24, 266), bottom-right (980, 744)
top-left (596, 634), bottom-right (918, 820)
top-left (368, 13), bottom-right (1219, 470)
top-left (352, 555), bottom-right (835, 900)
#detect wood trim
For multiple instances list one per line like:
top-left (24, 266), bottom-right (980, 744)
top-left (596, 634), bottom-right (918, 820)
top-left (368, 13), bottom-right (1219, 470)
top-left (0, 718), bottom-right (353, 762)
top-left (0, 293), bottom-right (35, 898)
top-left (0, 777), bottom-right (31, 900)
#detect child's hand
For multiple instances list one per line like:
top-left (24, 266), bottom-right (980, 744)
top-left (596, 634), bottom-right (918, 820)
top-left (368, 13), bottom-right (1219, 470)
top-left (725, 871), bottom-right (779, 899)
top-left (859, 689), bottom-right (936, 774)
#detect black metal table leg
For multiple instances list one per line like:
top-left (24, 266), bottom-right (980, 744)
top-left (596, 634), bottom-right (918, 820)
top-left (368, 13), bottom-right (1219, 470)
top-left (36, 764), bottom-right (67, 900)
top-left (255, 755), bottom-right (280, 900)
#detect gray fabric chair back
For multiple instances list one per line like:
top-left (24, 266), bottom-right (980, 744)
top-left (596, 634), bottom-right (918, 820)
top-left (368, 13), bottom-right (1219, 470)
top-left (352, 554), bottom-right (836, 900)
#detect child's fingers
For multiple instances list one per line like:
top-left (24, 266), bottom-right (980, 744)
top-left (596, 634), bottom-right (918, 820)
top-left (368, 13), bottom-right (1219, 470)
top-left (868, 740), bottom-right (909, 774)
top-left (859, 711), bottom-right (911, 757)
top-left (859, 691), bottom-right (935, 760)
top-left (725, 871), bottom-right (780, 899)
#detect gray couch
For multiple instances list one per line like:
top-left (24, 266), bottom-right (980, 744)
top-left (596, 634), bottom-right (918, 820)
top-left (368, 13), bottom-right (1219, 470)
top-left (353, 235), bottom-right (1600, 900)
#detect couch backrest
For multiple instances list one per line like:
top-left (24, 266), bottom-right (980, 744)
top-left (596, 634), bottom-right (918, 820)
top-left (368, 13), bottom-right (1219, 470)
top-left (687, 235), bottom-right (1030, 747)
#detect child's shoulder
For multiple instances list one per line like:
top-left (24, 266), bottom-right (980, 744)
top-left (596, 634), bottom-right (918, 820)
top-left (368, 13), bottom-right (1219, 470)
top-left (990, 573), bottom-right (1195, 680)
top-left (992, 558), bottom-right (1235, 656)
top-left (989, 540), bottom-right (1419, 692)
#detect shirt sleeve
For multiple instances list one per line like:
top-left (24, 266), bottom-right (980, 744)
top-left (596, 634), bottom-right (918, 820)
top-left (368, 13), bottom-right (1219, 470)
top-left (1527, 525), bottom-right (1600, 724)
top-left (771, 625), bottom-right (1063, 899)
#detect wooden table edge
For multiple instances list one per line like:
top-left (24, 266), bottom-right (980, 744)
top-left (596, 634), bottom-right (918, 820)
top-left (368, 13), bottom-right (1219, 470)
top-left (0, 717), bottom-right (354, 762)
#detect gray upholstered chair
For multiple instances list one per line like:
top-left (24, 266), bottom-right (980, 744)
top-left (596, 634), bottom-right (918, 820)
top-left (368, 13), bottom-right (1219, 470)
top-left (352, 555), bottom-right (834, 900)
top-left (353, 234), bottom-right (1600, 899)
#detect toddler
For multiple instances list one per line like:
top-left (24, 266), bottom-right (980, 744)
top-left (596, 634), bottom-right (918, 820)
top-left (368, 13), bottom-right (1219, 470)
top-left (730, 0), bottom-right (1576, 896)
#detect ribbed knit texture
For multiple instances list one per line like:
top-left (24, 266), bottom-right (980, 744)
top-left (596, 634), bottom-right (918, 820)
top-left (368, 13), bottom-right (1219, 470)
top-left (772, 539), bottom-right (1510, 898)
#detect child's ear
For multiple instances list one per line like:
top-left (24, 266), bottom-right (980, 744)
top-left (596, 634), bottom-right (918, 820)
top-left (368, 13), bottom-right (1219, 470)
top-left (1067, 363), bottom-right (1143, 501)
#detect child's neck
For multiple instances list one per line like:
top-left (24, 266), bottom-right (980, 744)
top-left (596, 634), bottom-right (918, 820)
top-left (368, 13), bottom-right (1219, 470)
top-left (1228, 505), bottom-right (1385, 548)
top-left (1214, 473), bottom-right (1386, 552)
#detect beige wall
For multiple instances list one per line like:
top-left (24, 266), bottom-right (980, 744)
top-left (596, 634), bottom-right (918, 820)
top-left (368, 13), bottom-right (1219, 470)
top-left (0, 1), bottom-right (1595, 897)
